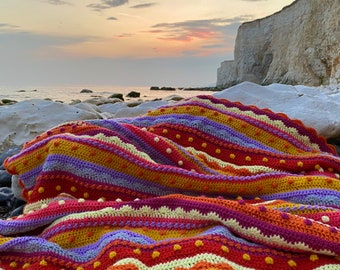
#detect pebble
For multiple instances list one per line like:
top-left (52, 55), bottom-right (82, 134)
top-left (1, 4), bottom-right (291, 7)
top-left (0, 147), bottom-right (26, 219)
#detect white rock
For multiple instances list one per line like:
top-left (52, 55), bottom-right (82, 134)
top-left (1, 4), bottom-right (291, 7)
top-left (0, 99), bottom-right (101, 151)
top-left (213, 82), bottom-right (340, 139)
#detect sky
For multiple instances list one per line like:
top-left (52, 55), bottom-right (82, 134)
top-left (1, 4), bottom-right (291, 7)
top-left (0, 0), bottom-right (295, 88)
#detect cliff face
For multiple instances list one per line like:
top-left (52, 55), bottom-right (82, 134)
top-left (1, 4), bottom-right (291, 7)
top-left (217, 0), bottom-right (340, 87)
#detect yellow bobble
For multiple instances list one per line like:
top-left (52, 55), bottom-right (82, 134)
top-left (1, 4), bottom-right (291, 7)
top-left (215, 148), bottom-right (221, 154)
top-left (152, 251), bottom-right (160, 259)
top-left (280, 160), bottom-right (286, 164)
top-left (39, 259), bottom-right (48, 266)
top-left (245, 156), bottom-right (251, 161)
top-left (288, 260), bottom-right (297, 267)
top-left (195, 240), bottom-right (203, 247)
top-left (38, 187), bottom-right (45, 194)
top-left (262, 158), bottom-right (268, 162)
top-left (173, 244), bottom-right (182, 251)
top-left (27, 190), bottom-right (33, 197)
top-left (265, 257), bottom-right (274, 264)
top-left (93, 261), bottom-right (101, 268)
top-left (221, 245), bottom-right (229, 253)
top-left (71, 186), bottom-right (77, 192)
top-left (201, 142), bottom-right (207, 148)
top-left (133, 248), bottom-right (141, 255)
top-left (297, 161), bottom-right (304, 167)
top-left (310, 254), bottom-right (319, 262)
top-left (162, 129), bottom-right (168, 134)
top-left (315, 164), bottom-right (321, 170)
top-left (76, 267), bottom-right (84, 270)
top-left (84, 192), bottom-right (90, 199)
top-left (109, 251), bottom-right (117, 259)
top-left (9, 262), bottom-right (17, 268)
top-left (230, 154), bottom-right (236, 159)
top-left (176, 134), bottom-right (181, 139)
top-left (243, 253), bottom-right (251, 261)
top-left (56, 185), bottom-right (61, 191)
top-left (23, 263), bottom-right (30, 269)
top-left (188, 137), bottom-right (194, 142)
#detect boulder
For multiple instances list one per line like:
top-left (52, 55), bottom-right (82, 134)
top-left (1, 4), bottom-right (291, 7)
top-left (80, 89), bottom-right (93, 93)
top-left (213, 82), bottom-right (340, 139)
top-left (0, 99), bottom-right (101, 151)
top-left (108, 93), bottom-right (124, 101)
top-left (126, 91), bottom-right (141, 98)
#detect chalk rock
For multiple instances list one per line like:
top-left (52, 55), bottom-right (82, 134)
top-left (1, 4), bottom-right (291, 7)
top-left (217, 0), bottom-right (340, 87)
top-left (213, 82), bottom-right (340, 139)
top-left (0, 99), bottom-right (101, 151)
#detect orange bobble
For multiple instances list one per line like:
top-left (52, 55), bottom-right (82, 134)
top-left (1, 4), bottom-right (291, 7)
top-left (221, 245), bottom-right (229, 253)
top-left (152, 251), bottom-right (160, 259)
top-left (195, 240), bottom-right (204, 247)
top-left (174, 244), bottom-right (182, 251)
top-left (68, 235), bottom-right (75, 243)
top-left (265, 257), bottom-right (274, 265)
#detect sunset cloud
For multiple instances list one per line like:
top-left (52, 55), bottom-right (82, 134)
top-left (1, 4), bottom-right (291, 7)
top-left (151, 16), bottom-right (252, 43)
top-left (88, 0), bottom-right (129, 11)
top-left (43, 0), bottom-right (71, 5)
top-left (130, 3), bottom-right (156, 9)
top-left (0, 23), bottom-right (19, 29)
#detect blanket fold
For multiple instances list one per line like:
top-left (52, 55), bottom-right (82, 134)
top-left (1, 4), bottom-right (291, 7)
top-left (1, 95), bottom-right (340, 269)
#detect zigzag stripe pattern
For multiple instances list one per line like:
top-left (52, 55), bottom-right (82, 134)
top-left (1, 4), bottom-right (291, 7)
top-left (1, 95), bottom-right (340, 269)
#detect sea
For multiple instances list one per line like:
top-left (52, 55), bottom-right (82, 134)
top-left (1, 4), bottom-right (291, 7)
top-left (0, 85), bottom-right (219, 104)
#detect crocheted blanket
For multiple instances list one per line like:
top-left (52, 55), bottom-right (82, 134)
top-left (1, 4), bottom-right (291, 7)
top-left (1, 95), bottom-right (340, 269)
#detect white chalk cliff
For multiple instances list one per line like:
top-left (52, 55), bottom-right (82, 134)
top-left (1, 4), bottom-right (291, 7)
top-left (217, 0), bottom-right (340, 87)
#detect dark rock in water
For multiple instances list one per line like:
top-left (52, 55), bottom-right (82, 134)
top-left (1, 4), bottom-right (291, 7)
top-left (1, 99), bottom-right (18, 105)
top-left (126, 91), bottom-right (140, 98)
top-left (80, 89), bottom-right (93, 93)
top-left (160, 87), bottom-right (176, 91)
top-left (108, 93), bottom-right (124, 101)
top-left (150, 86), bottom-right (160, 90)
top-left (0, 146), bottom-right (21, 169)
top-left (0, 170), bottom-right (12, 187)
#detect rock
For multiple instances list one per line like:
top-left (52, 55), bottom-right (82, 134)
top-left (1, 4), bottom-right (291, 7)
top-left (10, 205), bottom-right (24, 217)
top-left (0, 146), bottom-right (21, 168)
top-left (126, 101), bottom-right (143, 107)
top-left (1, 99), bottom-right (17, 105)
top-left (0, 170), bottom-right (11, 187)
top-left (0, 99), bottom-right (102, 151)
top-left (163, 94), bottom-right (185, 102)
top-left (108, 93), bottom-right (124, 101)
top-left (69, 99), bottom-right (82, 105)
top-left (160, 87), bottom-right (176, 91)
top-left (82, 97), bottom-right (123, 106)
top-left (126, 91), bottom-right (140, 98)
top-left (213, 82), bottom-right (340, 140)
top-left (80, 89), bottom-right (93, 93)
top-left (217, 0), bottom-right (340, 87)
top-left (150, 86), bottom-right (160, 90)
